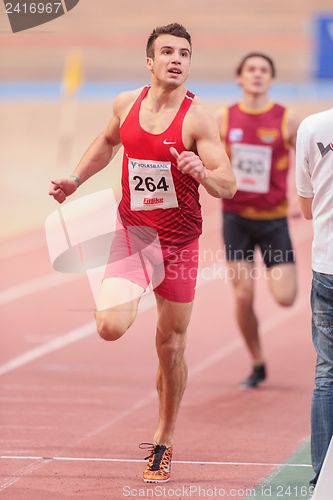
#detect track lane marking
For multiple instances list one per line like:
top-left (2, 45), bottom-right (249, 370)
top-left (0, 272), bottom-right (80, 306)
top-left (0, 455), bottom-right (311, 467)
top-left (0, 262), bottom-right (308, 378)
top-left (0, 292), bottom-right (310, 489)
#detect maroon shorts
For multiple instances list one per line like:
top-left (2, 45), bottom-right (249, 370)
top-left (104, 226), bottom-right (199, 303)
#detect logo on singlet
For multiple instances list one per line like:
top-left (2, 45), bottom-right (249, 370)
top-left (257, 128), bottom-right (279, 144)
top-left (317, 142), bottom-right (333, 158)
top-left (143, 197), bottom-right (164, 205)
top-left (229, 128), bottom-right (243, 142)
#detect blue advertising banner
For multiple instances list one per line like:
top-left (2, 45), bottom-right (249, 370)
top-left (316, 15), bottom-right (333, 79)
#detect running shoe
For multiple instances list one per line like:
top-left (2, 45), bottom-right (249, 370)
top-left (241, 363), bottom-right (267, 388)
top-left (140, 442), bottom-right (173, 483)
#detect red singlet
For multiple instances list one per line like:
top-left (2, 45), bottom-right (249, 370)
top-left (118, 86), bottom-right (202, 247)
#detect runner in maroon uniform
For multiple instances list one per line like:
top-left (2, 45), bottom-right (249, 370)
top-left (217, 53), bottom-right (299, 388)
top-left (49, 23), bottom-right (236, 482)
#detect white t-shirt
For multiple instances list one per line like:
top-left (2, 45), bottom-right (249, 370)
top-left (296, 108), bottom-right (333, 274)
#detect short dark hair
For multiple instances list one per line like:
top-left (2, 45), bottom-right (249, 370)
top-left (236, 52), bottom-right (276, 78)
top-left (146, 23), bottom-right (192, 59)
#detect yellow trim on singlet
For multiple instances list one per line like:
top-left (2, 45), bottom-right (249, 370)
top-left (275, 154), bottom-right (289, 170)
top-left (238, 102), bottom-right (274, 115)
top-left (281, 108), bottom-right (290, 150)
top-left (239, 199), bottom-right (288, 220)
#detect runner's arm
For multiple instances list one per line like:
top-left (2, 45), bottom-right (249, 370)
top-left (285, 108), bottom-right (300, 150)
top-left (49, 93), bottom-right (124, 203)
top-left (172, 110), bottom-right (236, 199)
top-left (192, 108), bottom-right (236, 198)
top-left (216, 107), bottom-right (227, 143)
top-left (284, 109), bottom-right (302, 217)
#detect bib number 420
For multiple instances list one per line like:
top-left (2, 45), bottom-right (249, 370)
top-left (133, 176), bottom-right (169, 192)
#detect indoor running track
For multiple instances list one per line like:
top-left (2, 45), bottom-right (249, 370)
top-left (0, 192), bottom-right (315, 499)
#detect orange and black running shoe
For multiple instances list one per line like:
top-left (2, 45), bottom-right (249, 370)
top-left (139, 443), bottom-right (173, 483)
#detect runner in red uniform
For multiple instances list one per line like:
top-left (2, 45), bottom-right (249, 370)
top-left (217, 53), bottom-right (299, 388)
top-left (49, 23), bottom-right (236, 482)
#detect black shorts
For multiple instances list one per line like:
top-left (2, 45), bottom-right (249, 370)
top-left (223, 211), bottom-right (295, 268)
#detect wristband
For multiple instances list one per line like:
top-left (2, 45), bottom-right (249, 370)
top-left (71, 175), bottom-right (80, 187)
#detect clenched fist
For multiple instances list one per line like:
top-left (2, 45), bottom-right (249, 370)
top-left (170, 147), bottom-right (208, 181)
top-left (48, 177), bottom-right (79, 204)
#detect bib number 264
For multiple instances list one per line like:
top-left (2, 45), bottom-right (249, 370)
top-left (133, 176), bottom-right (169, 192)
top-left (128, 157), bottom-right (178, 210)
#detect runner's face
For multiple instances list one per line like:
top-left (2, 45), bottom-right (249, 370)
top-left (237, 57), bottom-right (273, 96)
top-left (147, 34), bottom-right (191, 88)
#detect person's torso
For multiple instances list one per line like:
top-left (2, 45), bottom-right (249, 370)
top-left (223, 102), bottom-right (290, 220)
top-left (302, 108), bottom-right (333, 273)
top-left (118, 85), bottom-right (202, 247)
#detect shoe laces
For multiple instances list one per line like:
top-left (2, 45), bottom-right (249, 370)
top-left (139, 442), bottom-right (169, 471)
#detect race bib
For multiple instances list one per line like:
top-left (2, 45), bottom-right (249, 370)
top-left (231, 143), bottom-right (272, 193)
top-left (128, 158), bottom-right (178, 211)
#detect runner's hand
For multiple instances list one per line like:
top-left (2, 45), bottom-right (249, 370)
top-left (48, 177), bottom-right (78, 204)
top-left (170, 147), bottom-right (208, 181)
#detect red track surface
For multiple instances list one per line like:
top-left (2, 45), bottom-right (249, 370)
top-left (0, 193), bottom-right (315, 499)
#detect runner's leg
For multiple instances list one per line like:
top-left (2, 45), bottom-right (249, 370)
top-left (95, 277), bottom-right (144, 341)
top-left (227, 260), bottom-right (263, 364)
top-left (153, 294), bottom-right (193, 445)
top-left (267, 262), bottom-right (297, 306)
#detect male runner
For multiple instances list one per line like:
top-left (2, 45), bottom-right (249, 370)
top-left (217, 53), bottom-right (299, 388)
top-left (49, 23), bottom-right (236, 482)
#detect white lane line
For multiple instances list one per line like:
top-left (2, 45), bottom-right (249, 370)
top-left (73, 293), bottom-right (310, 447)
top-left (0, 252), bottom-right (218, 307)
top-left (0, 289), bottom-right (157, 378)
top-left (0, 265), bottom-right (309, 382)
top-left (66, 294), bottom-right (310, 449)
top-left (0, 272), bottom-right (79, 306)
top-left (189, 291), bottom-right (308, 379)
top-left (0, 263), bottom-right (220, 378)
top-left (0, 459), bottom-right (51, 490)
top-left (0, 234), bottom-right (45, 261)
top-left (0, 294), bottom-right (311, 489)
top-left (0, 209), bottom-right (217, 301)
top-left (0, 213), bottom-right (312, 308)
top-left (0, 322), bottom-right (95, 376)
top-left (0, 455), bottom-right (312, 468)
top-left (76, 392), bottom-right (157, 444)
top-left (0, 204), bottom-right (216, 263)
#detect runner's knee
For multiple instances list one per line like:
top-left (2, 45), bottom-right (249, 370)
top-left (268, 264), bottom-right (297, 307)
top-left (275, 292), bottom-right (296, 308)
top-left (157, 331), bottom-right (186, 368)
top-left (95, 314), bottom-right (127, 341)
top-left (270, 279), bottom-right (297, 307)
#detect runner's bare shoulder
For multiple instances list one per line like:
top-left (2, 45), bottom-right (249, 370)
top-left (113, 88), bottom-right (144, 121)
top-left (186, 97), bottom-right (219, 137)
